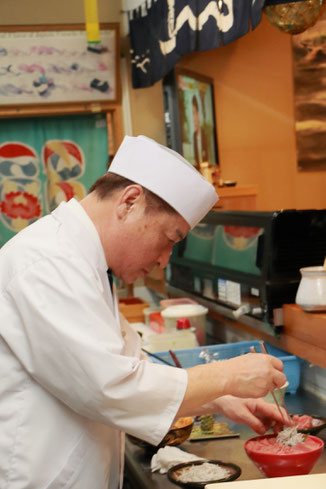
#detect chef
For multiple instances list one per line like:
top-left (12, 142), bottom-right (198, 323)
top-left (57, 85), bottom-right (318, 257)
top-left (0, 135), bottom-right (288, 489)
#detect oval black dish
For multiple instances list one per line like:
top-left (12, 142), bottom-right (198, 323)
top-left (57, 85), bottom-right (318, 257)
top-left (296, 415), bottom-right (326, 436)
top-left (167, 459), bottom-right (241, 488)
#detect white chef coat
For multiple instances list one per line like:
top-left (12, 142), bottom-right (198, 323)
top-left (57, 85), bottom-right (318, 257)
top-left (0, 198), bottom-right (188, 489)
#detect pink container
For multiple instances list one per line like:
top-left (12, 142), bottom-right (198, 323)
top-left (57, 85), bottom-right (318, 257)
top-left (160, 298), bottom-right (198, 309)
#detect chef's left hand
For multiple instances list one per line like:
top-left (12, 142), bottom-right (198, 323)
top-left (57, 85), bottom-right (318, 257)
top-left (212, 395), bottom-right (292, 434)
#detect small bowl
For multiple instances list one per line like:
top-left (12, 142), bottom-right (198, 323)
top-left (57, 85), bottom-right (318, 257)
top-left (159, 417), bottom-right (194, 448)
top-left (128, 417), bottom-right (194, 452)
top-left (244, 434), bottom-right (324, 478)
top-left (167, 459), bottom-right (241, 488)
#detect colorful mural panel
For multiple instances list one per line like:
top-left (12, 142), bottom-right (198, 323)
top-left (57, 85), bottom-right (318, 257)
top-left (0, 114), bottom-right (108, 247)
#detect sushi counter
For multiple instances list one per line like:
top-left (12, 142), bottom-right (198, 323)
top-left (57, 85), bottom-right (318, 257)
top-left (124, 389), bottom-right (326, 489)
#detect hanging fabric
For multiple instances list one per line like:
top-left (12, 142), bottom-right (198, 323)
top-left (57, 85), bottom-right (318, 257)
top-left (0, 113), bottom-right (108, 247)
top-left (129, 0), bottom-right (266, 88)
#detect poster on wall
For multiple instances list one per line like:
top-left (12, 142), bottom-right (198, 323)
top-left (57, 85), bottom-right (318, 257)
top-left (292, 9), bottom-right (326, 171)
top-left (163, 68), bottom-right (219, 171)
top-left (0, 24), bottom-right (119, 111)
top-left (176, 69), bottom-right (218, 170)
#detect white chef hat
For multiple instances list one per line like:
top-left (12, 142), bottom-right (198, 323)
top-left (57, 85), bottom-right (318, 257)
top-left (108, 135), bottom-right (219, 228)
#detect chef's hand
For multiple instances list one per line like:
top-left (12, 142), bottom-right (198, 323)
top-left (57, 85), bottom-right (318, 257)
top-left (218, 353), bottom-right (286, 399)
top-left (214, 395), bottom-right (292, 434)
top-left (178, 353), bottom-right (286, 419)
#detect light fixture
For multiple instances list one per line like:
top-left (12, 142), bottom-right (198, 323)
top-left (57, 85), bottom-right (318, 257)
top-left (264, 0), bottom-right (324, 34)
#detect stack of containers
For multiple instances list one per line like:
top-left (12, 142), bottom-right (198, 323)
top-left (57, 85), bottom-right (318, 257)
top-left (142, 298), bottom-right (209, 352)
top-left (142, 317), bottom-right (199, 352)
top-left (161, 303), bottom-right (209, 346)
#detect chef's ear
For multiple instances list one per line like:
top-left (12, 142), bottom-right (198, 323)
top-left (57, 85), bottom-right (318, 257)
top-left (116, 184), bottom-right (143, 219)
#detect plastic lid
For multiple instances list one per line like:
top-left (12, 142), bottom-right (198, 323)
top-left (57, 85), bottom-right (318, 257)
top-left (161, 304), bottom-right (208, 318)
top-left (176, 318), bottom-right (191, 329)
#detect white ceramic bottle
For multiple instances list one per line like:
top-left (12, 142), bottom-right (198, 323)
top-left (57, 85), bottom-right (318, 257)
top-left (295, 266), bottom-right (326, 312)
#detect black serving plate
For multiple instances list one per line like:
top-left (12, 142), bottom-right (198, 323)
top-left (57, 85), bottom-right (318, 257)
top-left (294, 415), bottom-right (326, 436)
top-left (167, 459), bottom-right (241, 488)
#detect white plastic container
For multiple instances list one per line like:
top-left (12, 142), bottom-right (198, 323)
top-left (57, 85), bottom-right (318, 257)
top-left (161, 304), bottom-right (208, 345)
top-left (143, 328), bottom-right (198, 353)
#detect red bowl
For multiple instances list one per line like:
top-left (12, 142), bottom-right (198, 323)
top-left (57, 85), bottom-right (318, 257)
top-left (244, 434), bottom-right (324, 478)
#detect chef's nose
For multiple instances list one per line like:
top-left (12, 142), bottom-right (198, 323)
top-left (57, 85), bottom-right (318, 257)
top-left (157, 247), bottom-right (172, 269)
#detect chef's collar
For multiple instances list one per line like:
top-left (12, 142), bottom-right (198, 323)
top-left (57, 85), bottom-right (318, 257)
top-left (108, 135), bottom-right (218, 229)
top-left (67, 198), bottom-right (100, 246)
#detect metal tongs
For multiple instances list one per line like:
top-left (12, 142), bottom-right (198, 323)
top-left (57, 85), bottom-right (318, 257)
top-left (250, 341), bottom-right (293, 426)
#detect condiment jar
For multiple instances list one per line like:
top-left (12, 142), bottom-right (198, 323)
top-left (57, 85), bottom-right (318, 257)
top-left (295, 266), bottom-right (326, 312)
top-left (199, 162), bottom-right (213, 183)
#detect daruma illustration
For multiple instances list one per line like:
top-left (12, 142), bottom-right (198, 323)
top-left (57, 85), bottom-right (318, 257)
top-left (0, 142), bottom-right (42, 232)
top-left (43, 140), bottom-right (86, 211)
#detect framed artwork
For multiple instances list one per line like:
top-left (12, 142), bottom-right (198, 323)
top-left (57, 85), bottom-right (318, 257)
top-left (292, 8), bottom-right (326, 171)
top-left (163, 67), bottom-right (219, 170)
top-left (0, 24), bottom-right (120, 117)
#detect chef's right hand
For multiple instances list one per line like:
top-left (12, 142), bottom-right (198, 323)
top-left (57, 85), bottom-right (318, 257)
top-left (218, 353), bottom-right (286, 399)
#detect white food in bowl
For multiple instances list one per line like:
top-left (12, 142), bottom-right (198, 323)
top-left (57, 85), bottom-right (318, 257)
top-left (177, 462), bottom-right (230, 483)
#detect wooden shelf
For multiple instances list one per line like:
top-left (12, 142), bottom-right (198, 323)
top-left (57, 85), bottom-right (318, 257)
top-left (281, 304), bottom-right (326, 368)
top-left (213, 185), bottom-right (258, 211)
top-left (215, 185), bottom-right (258, 198)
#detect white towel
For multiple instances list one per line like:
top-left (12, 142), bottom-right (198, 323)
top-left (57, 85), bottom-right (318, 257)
top-left (151, 446), bottom-right (206, 474)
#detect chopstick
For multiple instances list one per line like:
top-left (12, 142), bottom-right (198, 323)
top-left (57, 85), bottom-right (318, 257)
top-left (250, 343), bottom-right (287, 425)
top-left (141, 347), bottom-right (183, 369)
top-left (169, 349), bottom-right (183, 368)
top-left (258, 341), bottom-right (294, 425)
top-left (141, 348), bottom-right (174, 366)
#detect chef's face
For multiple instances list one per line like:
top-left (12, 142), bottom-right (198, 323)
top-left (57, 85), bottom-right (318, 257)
top-left (110, 188), bottom-right (190, 284)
